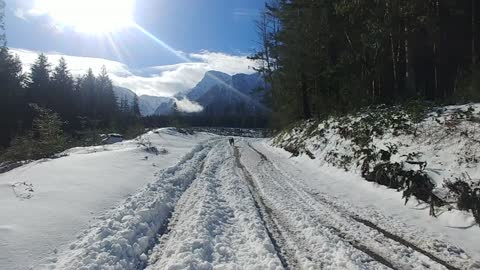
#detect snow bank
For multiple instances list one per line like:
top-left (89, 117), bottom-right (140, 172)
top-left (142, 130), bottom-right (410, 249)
top-left (269, 103), bottom-right (480, 261)
top-left (50, 142), bottom-right (213, 269)
top-left (0, 128), bottom-right (213, 270)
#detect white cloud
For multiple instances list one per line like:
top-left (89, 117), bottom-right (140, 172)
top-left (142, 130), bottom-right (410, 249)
top-left (175, 98), bottom-right (203, 113)
top-left (14, 8), bottom-right (27, 20)
top-left (233, 8), bottom-right (259, 19)
top-left (189, 51), bottom-right (255, 75)
top-left (10, 48), bottom-right (258, 97)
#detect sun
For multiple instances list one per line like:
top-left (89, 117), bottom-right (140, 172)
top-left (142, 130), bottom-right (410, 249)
top-left (33, 0), bottom-right (135, 33)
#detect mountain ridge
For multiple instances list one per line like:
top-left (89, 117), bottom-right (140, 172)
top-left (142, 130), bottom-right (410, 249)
top-left (113, 70), bottom-right (268, 117)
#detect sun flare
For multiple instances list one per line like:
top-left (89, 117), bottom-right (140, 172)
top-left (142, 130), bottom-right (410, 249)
top-left (33, 0), bottom-right (135, 33)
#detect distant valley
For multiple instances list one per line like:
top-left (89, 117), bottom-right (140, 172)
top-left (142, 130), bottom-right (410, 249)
top-left (113, 70), bottom-right (269, 117)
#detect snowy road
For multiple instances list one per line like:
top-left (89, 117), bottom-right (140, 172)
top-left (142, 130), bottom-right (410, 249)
top-left (25, 137), bottom-right (479, 269)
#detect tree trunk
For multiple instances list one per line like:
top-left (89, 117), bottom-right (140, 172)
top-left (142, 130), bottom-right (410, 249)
top-left (301, 71), bottom-right (311, 119)
top-left (405, 26), bottom-right (416, 97)
top-left (473, 0), bottom-right (477, 65)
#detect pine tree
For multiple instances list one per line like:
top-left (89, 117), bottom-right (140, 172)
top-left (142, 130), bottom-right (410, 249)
top-left (0, 0), bottom-right (6, 48)
top-left (132, 95), bottom-right (141, 117)
top-left (27, 54), bottom-right (51, 107)
top-left (51, 57), bottom-right (74, 117)
top-left (0, 48), bottom-right (23, 147)
top-left (96, 66), bottom-right (117, 120)
top-left (254, 0), bottom-right (480, 126)
top-left (79, 68), bottom-right (97, 117)
top-left (120, 96), bottom-right (130, 113)
top-left (0, 1), bottom-right (25, 146)
top-left (30, 104), bottom-right (66, 158)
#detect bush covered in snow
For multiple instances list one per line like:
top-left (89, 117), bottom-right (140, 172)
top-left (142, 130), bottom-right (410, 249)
top-left (273, 103), bottom-right (480, 224)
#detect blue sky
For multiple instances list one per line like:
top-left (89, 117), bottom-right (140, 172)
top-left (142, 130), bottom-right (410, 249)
top-left (5, 0), bottom-right (265, 96)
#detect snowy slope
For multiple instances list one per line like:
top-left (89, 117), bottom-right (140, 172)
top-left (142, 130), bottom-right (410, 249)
top-left (180, 70), bottom-right (233, 101)
top-left (113, 86), bottom-right (176, 116)
top-left (139, 95), bottom-right (174, 116)
top-left (273, 104), bottom-right (480, 224)
top-left (0, 129), bottom-right (213, 270)
top-left (173, 70), bottom-right (268, 116)
top-left (153, 98), bottom-right (176, 116)
top-left (2, 128), bottom-right (479, 269)
top-left (254, 140), bottom-right (480, 266)
top-left (113, 86), bottom-right (136, 104)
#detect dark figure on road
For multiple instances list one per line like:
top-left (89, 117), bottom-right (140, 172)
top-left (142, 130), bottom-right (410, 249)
top-left (229, 138), bottom-right (234, 146)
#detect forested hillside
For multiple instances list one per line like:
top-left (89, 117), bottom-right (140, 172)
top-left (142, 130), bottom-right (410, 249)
top-left (252, 0), bottom-right (480, 228)
top-left (0, 2), bottom-right (141, 161)
top-left (252, 0), bottom-right (480, 126)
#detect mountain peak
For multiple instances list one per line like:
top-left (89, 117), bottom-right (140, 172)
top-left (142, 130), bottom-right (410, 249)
top-left (182, 70), bottom-right (233, 101)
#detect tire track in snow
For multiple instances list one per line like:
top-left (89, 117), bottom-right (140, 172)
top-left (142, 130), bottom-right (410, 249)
top-left (253, 143), bottom-right (471, 270)
top-left (305, 190), bottom-right (463, 270)
top-left (233, 146), bottom-right (294, 269)
top-left (246, 143), bottom-right (467, 270)
top-left (242, 144), bottom-right (397, 269)
top-left (146, 141), bottom-right (285, 269)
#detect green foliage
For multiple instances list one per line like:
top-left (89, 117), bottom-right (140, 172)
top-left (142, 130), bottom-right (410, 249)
top-left (31, 104), bottom-right (67, 156)
top-left (404, 100), bottom-right (430, 124)
top-left (455, 66), bottom-right (480, 103)
top-left (1, 133), bottom-right (36, 161)
top-left (254, 0), bottom-right (480, 127)
top-left (445, 178), bottom-right (480, 224)
top-left (1, 105), bottom-right (67, 161)
top-left (124, 123), bottom-right (145, 140)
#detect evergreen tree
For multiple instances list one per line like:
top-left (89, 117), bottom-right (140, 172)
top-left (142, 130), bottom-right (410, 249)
top-left (0, 1), bottom-right (24, 146)
top-left (30, 104), bottom-right (66, 158)
top-left (27, 54), bottom-right (51, 107)
top-left (0, 0), bottom-right (6, 47)
top-left (51, 57), bottom-right (74, 117)
top-left (79, 68), bottom-right (97, 117)
top-left (0, 48), bottom-right (23, 147)
top-left (132, 95), bottom-right (141, 117)
top-left (253, 0), bottom-right (480, 126)
top-left (96, 66), bottom-right (116, 120)
top-left (120, 96), bottom-right (130, 113)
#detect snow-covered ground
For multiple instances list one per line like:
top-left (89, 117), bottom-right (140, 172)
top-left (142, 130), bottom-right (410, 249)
top-left (254, 140), bottom-right (480, 267)
top-left (1, 129), bottom-right (479, 269)
top-left (0, 129), bottom-right (213, 270)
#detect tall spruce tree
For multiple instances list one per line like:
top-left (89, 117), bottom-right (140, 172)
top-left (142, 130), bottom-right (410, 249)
top-left (0, 0), bottom-right (24, 147)
top-left (253, 0), bottom-right (480, 126)
top-left (96, 66), bottom-right (116, 121)
top-left (132, 95), bottom-right (141, 117)
top-left (79, 68), bottom-right (97, 117)
top-left (51, 57), bottom-right (74, 118)
top-left (27, 54), bottom-right (51, 107)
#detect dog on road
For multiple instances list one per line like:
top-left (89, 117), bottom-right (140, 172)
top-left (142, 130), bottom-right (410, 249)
top-left (229, 138), bottom-right (234, 146)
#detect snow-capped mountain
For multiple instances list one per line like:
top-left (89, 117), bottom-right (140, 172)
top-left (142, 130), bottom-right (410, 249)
top-left (113, 86), bottom-right (175, 116)
top-left (170, 70), bottom-right (268, 116)
top-left (153, 98), bottom-right (176, 116)
top-left (113, 86), bottom-right (136, 104)
top-left (114, 71), bottom-right (268, 117)
top-left (177, 70), bottom-right (233, 101)
top-left (139, 95), bottom-right (174, 116)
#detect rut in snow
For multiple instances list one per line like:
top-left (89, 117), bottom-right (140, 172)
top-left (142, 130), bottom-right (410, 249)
top-left (255, 143), bottom-right (470, 270)
top-left (145, 140), bottom-right (285, 269)
top-left (242, 143), bottom-right (393, 269)
top-left (306, 189), bottom-right (462, 270)
top-left (241, 142), bottom-right (474, 269)
top-left (233, 145), bottom-right (294, 269)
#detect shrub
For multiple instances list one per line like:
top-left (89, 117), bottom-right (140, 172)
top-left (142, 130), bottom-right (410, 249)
top-left (445, 179), bottom-right (480, 225)
top-left (1, 104), bottom-right (67, 161)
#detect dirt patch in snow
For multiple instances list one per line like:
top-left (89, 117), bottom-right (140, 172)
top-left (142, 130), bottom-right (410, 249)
top-left (11, 182), bottom-right (34, 200)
